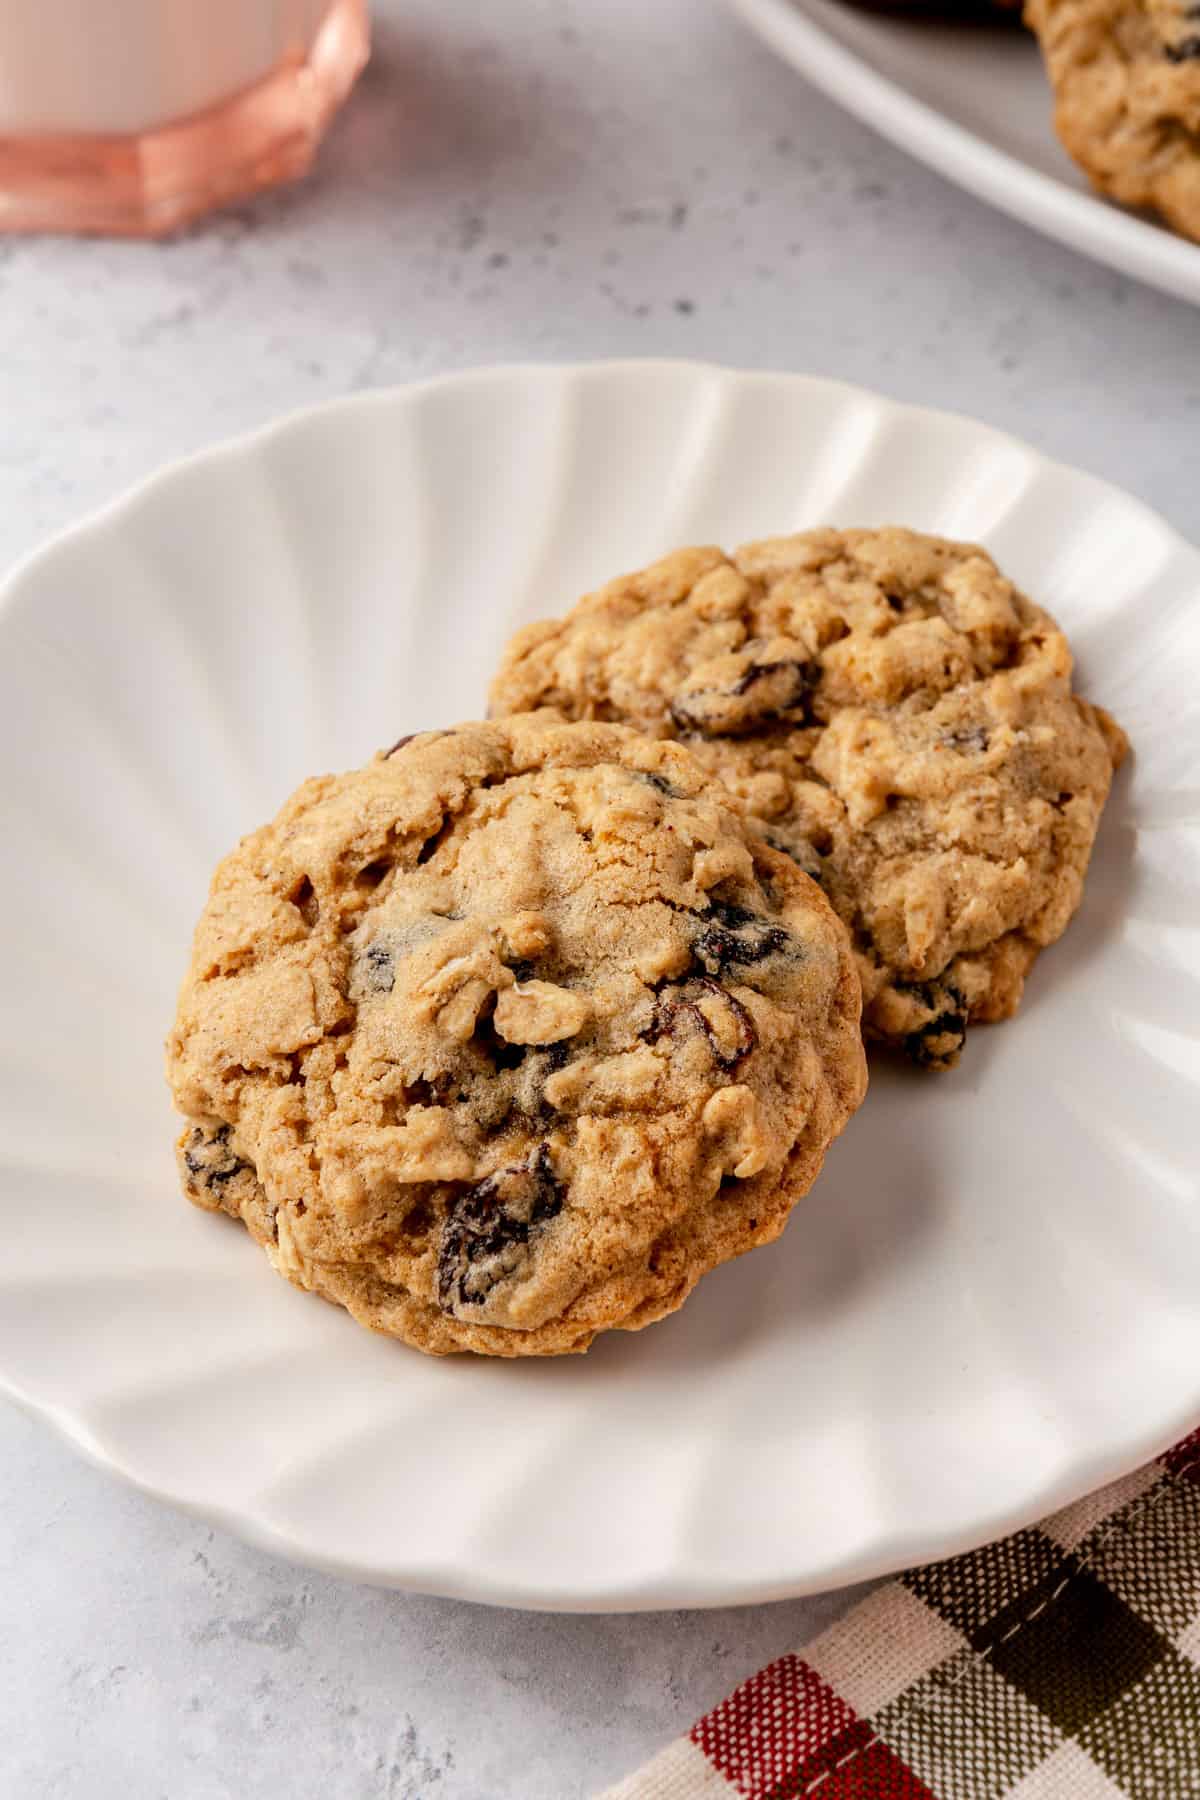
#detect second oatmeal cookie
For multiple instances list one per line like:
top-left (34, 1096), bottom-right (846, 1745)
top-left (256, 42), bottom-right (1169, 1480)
top-left (490, 528), bottom-right (1127, 1069)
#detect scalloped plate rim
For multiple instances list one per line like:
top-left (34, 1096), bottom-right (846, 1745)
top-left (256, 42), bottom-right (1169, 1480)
top-left (4, 1369), bottom-right (1200, 1612)
top-left (3, 360), bottom-right (1196, 602)
top-left (3, 359), bottom-right (1199, 1612)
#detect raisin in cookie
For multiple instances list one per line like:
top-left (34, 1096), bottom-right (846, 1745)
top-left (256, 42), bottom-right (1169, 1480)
top-left (490, 529), bottom-right (1127, 1070)
top-left (1026, 0), bottom-right (1200, 240)
top-left (167, 715), bottom-right (865, 1357)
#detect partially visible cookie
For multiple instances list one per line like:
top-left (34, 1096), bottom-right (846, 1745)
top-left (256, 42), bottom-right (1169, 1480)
top-left (1026, 0), bottom-right (1200, 240)
top-left (490, 529), bottom-right (1127, 1070)
top-left (167, 715), bottom-right (865, 1356)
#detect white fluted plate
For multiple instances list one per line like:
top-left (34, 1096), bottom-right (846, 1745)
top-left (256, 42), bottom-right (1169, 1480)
top-left (2, 362), bottom-right (1198, 1611)
top-left (728, 0), bottom-right (1200, 308)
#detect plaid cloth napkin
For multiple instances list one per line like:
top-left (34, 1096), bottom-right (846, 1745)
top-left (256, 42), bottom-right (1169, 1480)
top-left (600, 1430), bottom-right (1200, 1800)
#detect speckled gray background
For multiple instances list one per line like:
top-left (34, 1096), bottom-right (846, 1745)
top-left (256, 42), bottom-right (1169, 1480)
top-left (1, 2), bottom-right (1197, 1795)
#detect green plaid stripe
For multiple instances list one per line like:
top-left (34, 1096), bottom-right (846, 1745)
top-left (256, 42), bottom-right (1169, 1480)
top-left (903, 1531), bottom-right (1066, 1650)
top-left (1078, 1473), bottom-right (1200, 1645)
top-left (1079, 1649), bottom-right (1200, 1799)
top-left (891, 1450), bottom-right (1200, 1794)
top-left (874, 1652), bottom-right (1061, 1800)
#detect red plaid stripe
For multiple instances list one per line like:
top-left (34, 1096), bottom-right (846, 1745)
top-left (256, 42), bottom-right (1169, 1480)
top-left (1162, 1428), bottom-right (1200, 1486)
top-left (690, 1653), bottom-right (935, 1800)
top-left (816, 1742), bottom-right (938, 1800)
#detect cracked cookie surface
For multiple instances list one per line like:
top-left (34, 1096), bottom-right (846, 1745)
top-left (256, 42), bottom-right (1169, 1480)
top-left (167, 715), bottom-right (865, 1355)
top-left (490, 529), bottom-right (1127, 1069)
top-left (1026, 0), bottom-right (1200, 240)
